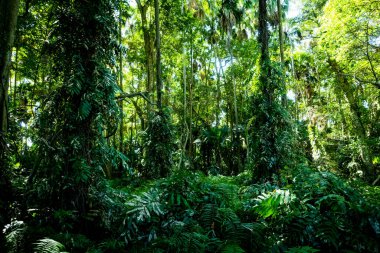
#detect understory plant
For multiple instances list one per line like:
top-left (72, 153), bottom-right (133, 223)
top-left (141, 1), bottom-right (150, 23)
top-left (121, 166), bottom-right (380, 252)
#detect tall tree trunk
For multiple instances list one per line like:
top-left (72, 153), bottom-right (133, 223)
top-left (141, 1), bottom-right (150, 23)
top-left (136, 0), bottom-right (154, 122)
top-left (277, 0), bottom-right (284, 64)
top-left (0, 0), bottom-right (19, 135)
top-left (189, 30), bottom-right (194, 162)
top-left (0, 0), bottom-right (19, 250)
top-left (227, 31), bottom-right (238, 126)
top-left (277, 0), bottom-right (287, 106)
top-left (28, 1), bottom-right (120, 234)
top-left (337, 95), bottom-right (347, 138)
top-left (13, 46), bottom-right (18, 108)
top-left (181, 28), bottom-right (188, 169)
top-left (259, 0), bottom-right (271, 99)
top-left (155, 0), bottom-right (162, 110)
top-left (119, 8), bottom-right (124, 154)
top-left (212, 44), bottom-right (221, 127)
top-left (254, 0), bottom-right (277, 180)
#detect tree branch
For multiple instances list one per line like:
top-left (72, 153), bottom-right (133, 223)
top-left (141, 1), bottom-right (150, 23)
top-left (365, 22), bottom-right (379, 86)
top-left (116, 91), bottom-right (155, 105)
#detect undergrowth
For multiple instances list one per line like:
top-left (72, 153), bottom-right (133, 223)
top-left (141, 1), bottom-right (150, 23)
top-left (118, 167), bottom-right (380, 252)
top-left (7, 167), bottom-right (380, 252)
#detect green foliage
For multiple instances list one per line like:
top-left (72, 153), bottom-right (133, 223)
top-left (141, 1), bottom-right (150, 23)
top-left (114, 165), bottom-right (380, 252)
top-left (25, 0), bottom-right (122, 224)
top-left (54, 233), bottom-right (93, 252)
top-left (5, 221), bottom-right (26, 253)
top-left (254, 189), bottom-right (296, 218)
top-left (99, 239), bottom-right (126, 252)
top-left (144, 110), bottom-right (175, 178)
top-left (195, 125), bottom-right (246, 175)
top-left (286, 246), bottom-right (320, 253)
top-left (34, 238), bottom-right (67, 253)
top-left (249, 61), bottom-right (294, 181)
top-left (126, 189), bottom-right (165, 223)
top-left (120, 172), bottom-right (268, 252)
top-left (260, 167), bottom-right (380, 252)
top-left (3, 0), bottom-right (380, 252)
top-left (161, 228), bottom-right (209, 253)
top-left (221, 243), bottom-right (245, 253)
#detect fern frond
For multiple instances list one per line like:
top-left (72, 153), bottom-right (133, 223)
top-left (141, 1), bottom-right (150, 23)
top-left (34, 238), bottom-right (68, 253)
top-left (221, 242), bottom-right (245, 253)
top-left (200, 203), bottom-right (218, 230)
top-left (285, 246), bottom-right (320, 253)
top-left (5, 221), bottom-right (26, 253)
top-left (316, 219), bottom-right (339, 249)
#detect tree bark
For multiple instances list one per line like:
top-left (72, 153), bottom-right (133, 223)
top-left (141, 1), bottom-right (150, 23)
top-left (227, 31), bottom-right (238, 126)
top-left (0, 0), bottom-right (19, 250)
top-left (277, 0), bottom-right (287, 106)
top-left (277, 0), bottom-right (284, 65)
top-left (119, 8), bottom-right (124, 154)
top-left (189, 30), bottom-right (194, 162)
top-left (136, 0), bottom-right (154, 119)
top-left (0, 0), bottom-right (19, 134)
top-left (212, 44), bottom-right (221, 127)
top-left (181, 34), bottom-right (188, 169)
top-left (155, 0), bottom-right (162, 109)
top-left (258, 0), bottom-right (271, 99)
top-left (13, 46), bottom-right (18, 108)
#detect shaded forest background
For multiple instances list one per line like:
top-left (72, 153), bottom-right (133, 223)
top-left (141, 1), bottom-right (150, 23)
top-left (0, 0), bottom-right (380, 252)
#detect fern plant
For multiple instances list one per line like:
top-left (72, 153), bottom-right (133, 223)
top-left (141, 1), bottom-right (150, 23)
top-left (5, 221), bottom-right (26, 253)
top-left (285, 246), bottom-right (320, 253)
top-left (34, 238), bottom-right (68, 253)
top-left (221, 243), bottom-right (245, 253)
top-left (246, 166), bottom-right (380, 252)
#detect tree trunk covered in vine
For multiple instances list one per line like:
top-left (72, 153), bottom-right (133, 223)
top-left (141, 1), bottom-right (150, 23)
top-left (28, 0), bottom-right (120, 235)
top-left (253, 0), bottom-right (277, 180)
top-left (258, 0), bottom-right (271, 100)
top-left (329, 58), bottom-right (375, 180)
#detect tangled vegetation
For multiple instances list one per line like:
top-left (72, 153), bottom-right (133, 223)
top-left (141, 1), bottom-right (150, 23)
top-left (1, 0), bottom-right (379, 252)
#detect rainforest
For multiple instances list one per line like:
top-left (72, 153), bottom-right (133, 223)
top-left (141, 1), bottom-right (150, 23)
top-left (0, 0), bottom-right (380, 252)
